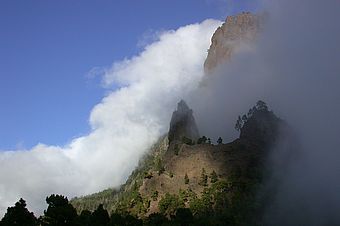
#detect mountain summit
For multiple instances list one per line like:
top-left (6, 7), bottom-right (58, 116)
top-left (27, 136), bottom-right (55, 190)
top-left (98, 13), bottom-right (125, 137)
top-left (204, 12), bottom-right (264, 73)
top-left (168, 100), bottom-right (200, 145)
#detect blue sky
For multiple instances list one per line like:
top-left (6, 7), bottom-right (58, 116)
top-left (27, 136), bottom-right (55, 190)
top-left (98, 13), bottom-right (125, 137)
top-left (0, 0), bottom-right (257, 150)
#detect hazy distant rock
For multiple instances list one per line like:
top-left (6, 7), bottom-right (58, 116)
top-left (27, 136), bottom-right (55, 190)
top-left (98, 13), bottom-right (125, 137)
top-left (204, 12), bottom-right (264, 73)
top-left (168, 100), bottom-right (200, 144)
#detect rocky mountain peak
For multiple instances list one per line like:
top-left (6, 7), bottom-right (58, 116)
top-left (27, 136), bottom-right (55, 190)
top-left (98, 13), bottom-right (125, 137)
top-left (168, 100), bottom-right (199, 145)
top-left (204, 12), bottom-right (265, 73)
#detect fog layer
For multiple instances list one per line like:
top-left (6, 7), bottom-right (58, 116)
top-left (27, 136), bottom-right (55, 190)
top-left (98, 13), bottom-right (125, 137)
top-left (189, 0), bottom-right (340, 224)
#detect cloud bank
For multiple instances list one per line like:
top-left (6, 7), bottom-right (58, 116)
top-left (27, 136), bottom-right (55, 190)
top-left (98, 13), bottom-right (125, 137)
top-left (187, 0), bottom-right (340, 224)
top-left (0, 19), bottom-right (221, 216)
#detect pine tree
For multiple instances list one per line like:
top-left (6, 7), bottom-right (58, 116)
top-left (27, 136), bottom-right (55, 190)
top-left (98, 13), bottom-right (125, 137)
top-left (235, 115), bottom-right (242, 131)
top-left (41, 194), bottom-right (77, 226)
top-left (91, 204), bottom-right (110, 226)
top-left (210, 170), bottom-right (218, 183)
top-left (256, 100), bottom-right (268, 111)
top-left (199, 168), bottom-right (208, 186)
top-left (184, 173), bottom-right (189, 184)
top-left (0, 198), bottom-right (37, 226)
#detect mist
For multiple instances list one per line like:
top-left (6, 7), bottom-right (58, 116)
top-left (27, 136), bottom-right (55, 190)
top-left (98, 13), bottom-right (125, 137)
top-left (1, 1), bottom-right (339, 223)
top-left (0, 19), bottom-right (221, 216)
top-left (188, 0), bottom-right (340, 224)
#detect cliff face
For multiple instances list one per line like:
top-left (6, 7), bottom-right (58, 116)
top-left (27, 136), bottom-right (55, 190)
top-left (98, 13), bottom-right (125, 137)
top-left (204, 12), bottom-right (264, 73)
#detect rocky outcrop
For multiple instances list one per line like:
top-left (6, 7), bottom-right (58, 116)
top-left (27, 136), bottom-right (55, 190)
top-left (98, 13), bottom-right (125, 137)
top-left (168, 100), bottom-right (200, 145)
top-left (204, 12), bottom-right (264, 73)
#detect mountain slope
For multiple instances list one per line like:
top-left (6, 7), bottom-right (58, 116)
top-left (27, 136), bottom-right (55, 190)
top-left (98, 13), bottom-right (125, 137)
top-left (71, 12), bottom-right (283, 225)
top-left (71, 99), bottom-right (284, 225)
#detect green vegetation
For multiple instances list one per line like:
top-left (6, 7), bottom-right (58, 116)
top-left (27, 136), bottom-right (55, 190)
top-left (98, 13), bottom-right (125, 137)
top-left (1, 176), bottom-right (261, 225)
top-left (144, 171), bottom-right (153, 179)
top-left (158, 193), bottom-right (184, 216)
top-left (181, 136), bottom-right (194, 145)
top-left (198, 168), bottom-right (208, 186)
top-left (40, 194), bottom-right (78, 226)
top-left (155, 157), bottom-right (165, 175)
top-left (197, 136), bottom-right (207, 144)
top-left (210, 170), bottom-right (218, 183)
top-left (151, 191), bottom-right (158, 201)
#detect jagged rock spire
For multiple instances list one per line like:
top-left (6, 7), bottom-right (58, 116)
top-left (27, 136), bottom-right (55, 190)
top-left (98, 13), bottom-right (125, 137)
top-left (168, 100), bottom-right (199, 144)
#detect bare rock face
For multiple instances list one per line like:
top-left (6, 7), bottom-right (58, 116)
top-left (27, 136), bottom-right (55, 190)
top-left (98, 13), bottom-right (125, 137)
top-left (168, 100), bottom-right (200, 145)
top-left (204, 12), bottom-right (264, 73)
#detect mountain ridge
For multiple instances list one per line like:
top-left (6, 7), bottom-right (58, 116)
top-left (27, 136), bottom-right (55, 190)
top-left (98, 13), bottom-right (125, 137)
top-left (71, 99), bottom-right (285, 225)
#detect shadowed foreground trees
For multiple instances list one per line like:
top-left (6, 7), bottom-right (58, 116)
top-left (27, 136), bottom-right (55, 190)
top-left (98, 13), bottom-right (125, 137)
top-left (0, 196), bottom-right (196, 226)
top-left (40, 194), bottom-right (77, 226)
top-left (0, 198), bottom-right (37, 226)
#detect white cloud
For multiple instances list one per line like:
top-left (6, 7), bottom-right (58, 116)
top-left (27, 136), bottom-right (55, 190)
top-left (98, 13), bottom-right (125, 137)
top-left (0, 19), bottom-right (221, 216)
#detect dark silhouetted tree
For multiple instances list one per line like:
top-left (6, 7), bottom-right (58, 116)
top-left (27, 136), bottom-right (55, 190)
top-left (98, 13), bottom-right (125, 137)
top-left (184, 173), bottom-right (189, 184)
top-left (145, 213), bottom-right (168, 226)
top-left (210, 170), bottom-right (218, 183)
top-left (0, 198), bottom-right (38, 226)
top-left (197, 136), bottom-right (207, 144)
top-left (41, 194), bottom-right (77, 226)
top-left (256, 100), bottom-right (268, 111)
top-left (247, 108), bottom-right (254, 117)
top-left (74, 210), bottom-right (91, 226)
top-left (174, 208), bottom-right (193, 226)
top-left (109, 213), bottom-right (124, 226)
top-left (242, 114), bottom-right (248, 122)
top-left (235, 115), bottom-right (242, 131)
top-left (91, 204), bottom-right (109, 226)
top-left (217, 137), bottom-right (223, 144)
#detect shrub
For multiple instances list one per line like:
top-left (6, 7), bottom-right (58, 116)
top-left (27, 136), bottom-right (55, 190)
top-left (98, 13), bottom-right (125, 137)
top-left (198, 168), bottom-right (208, 187)
top-left (181, 136), bottom-right (194, 145)
top-left (155, 158), bottom-right (165, 175)
top-left (210, 170), bottom-right (218, 183)
top-left (174, 144), bottom-right (179, 155)
top-left (151, 191), bottom-right (158, 201)
top-left (197, 136), bottom-right (207, 144)
top-left (184, 173), bottom-right (189, 184)
top-left (158, 193), bottom-right (184, 216)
